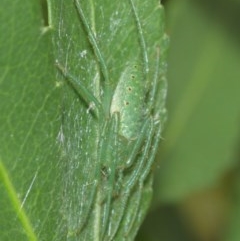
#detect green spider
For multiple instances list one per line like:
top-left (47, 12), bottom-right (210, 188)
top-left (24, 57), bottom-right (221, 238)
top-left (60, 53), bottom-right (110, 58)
top-left (56, 0), bottom-right (167, 239)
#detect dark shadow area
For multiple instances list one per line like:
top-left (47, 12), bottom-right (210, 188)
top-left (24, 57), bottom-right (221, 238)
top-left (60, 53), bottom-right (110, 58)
top-left (136, 205), bottom-right (201, 241)
top-left (194, 0), bottom-right (240, 43)
top-left (40, 0), bottom-right (49, 27)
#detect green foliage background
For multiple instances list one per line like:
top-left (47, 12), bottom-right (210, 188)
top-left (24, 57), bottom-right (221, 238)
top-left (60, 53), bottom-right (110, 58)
top-left (0, 0), bottom-right (240, 240)
top-left (137, 0), bottom-right (240, 240)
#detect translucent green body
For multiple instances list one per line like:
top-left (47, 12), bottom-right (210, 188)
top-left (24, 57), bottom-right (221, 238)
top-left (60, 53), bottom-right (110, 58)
top-left (110, 64), bottom-right (145, 139)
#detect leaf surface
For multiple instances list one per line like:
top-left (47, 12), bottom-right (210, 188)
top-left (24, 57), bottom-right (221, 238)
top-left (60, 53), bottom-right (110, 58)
top-left (0, 1), bottom-right (61, 240)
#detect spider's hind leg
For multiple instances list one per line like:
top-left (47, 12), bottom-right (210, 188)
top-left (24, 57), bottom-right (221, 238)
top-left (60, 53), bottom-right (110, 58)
top-left (107, 117), bottom-right (155, 240)
top-left (124, 121), bottom-right (163, 236)
top-left (99, 112), bottom-right (120, 239)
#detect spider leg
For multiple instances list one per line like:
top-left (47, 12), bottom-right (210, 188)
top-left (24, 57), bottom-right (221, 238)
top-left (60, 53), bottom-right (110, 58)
top-left (122, 185), bottom-right (142, 236)
top-left (124, 175), bottom-right (154, 239)
top-left (108, 118), bottom-right (154, 240)
top-left (74, 0), bottom-right (110, 85)
top-left (74, 122), bottom-right (109, 235)
top-left (125, 118), bottom-right (155, 190)
top-left (125, 118), bottom-right (151, 168)
top-left (128, 0), bottom-right (149, 76)
top-left (146, 47), bottom-right (161, 116)
top-left (56, 61), bottom-right (103, 118)
top-left (100, 112), bottom-right (120, 239)
top-left (124, 121), bottom-right (162, 236)
top-left (140, 122), bottom-right (162, 183)
top-left (74, 0), bottom-right (112, 114)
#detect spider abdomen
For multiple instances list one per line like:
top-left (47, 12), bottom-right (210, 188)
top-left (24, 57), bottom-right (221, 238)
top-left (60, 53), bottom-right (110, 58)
top-left (110, 63), bottom-right (145, 140)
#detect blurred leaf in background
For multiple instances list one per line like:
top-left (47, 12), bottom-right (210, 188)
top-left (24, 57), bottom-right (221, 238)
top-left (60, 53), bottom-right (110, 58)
top-left (137, 0), bottom-right (240, 240)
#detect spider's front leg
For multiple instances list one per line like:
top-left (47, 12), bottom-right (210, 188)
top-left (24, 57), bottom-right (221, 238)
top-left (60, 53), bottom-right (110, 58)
top-left (55, 60), bottom-right (103, 119)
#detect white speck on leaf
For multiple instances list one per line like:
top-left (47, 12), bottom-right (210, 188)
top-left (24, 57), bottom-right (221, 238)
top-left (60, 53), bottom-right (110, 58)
top-left (80, 50), bottom-right (87, 58)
